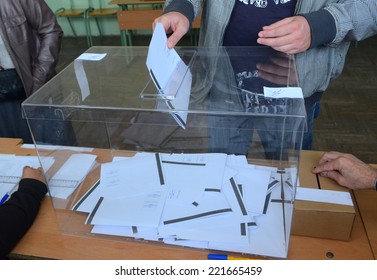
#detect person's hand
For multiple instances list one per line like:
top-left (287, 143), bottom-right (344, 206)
top-left (312, 151), bottom-right (377, 190)
top-left (153, 12), bottom-right (190, 49)
top-left (257, 16), bottom-right (311, 54)
top-left (22, 166), bottom-right (46, 184)
top-left (256, 53), bottom-right (298, 85)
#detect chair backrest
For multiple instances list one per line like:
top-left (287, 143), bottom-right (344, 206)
top-left (117, 9), bottom-right (202, 31)
top-left (117, 9), bottom-right (163, 31)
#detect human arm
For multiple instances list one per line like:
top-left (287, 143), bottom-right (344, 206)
top-left (0, 167), bottom-right (47, 259)
top-left (153, 0), bottom-right (203, 48)
top-left (312, 151), bottom-right (377, 190)
top-left (20, 0), bottom-right (63, 92)
top-left (258, 1), bottom-right (377, 54)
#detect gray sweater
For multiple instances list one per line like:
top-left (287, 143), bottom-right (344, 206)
top-left (164, 0), bottom-right (377, 97)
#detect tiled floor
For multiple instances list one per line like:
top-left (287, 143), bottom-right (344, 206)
top-left (57, 35), bottom-right (377, 163)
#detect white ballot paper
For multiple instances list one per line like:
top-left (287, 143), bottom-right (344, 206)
top-left (87, 188), bottom-right (167, 227)
top-left (75, 152), bottom-right (297, 259)
top-left (48, 153), bottom-right (97, 199)
top-left (147, 22), bottom-right (192, 129)
top-left (146, 22), bottom-right (183, 98)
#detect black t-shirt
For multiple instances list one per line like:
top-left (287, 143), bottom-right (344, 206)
top-left (223, 0), bottom-right (297, 46)
top-left (223, 0), bottom-right (297, 101)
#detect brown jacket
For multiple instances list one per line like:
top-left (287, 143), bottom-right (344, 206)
top-left (0, 0), bottom-right (63, 97)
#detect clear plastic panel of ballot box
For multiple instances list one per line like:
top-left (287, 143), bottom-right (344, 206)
top-left (22, 46), bottom-right (306, 259)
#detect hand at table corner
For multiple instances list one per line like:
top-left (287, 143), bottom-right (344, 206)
top-left (22, 166), bottom-right (46, 184)
top-left (312, 151), bottom-right (377, 190)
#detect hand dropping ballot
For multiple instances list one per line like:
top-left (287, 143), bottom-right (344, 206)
top-left (146, 22), bottom-right (183, 97)
top-left (146, 22), bottom-right (192, 129)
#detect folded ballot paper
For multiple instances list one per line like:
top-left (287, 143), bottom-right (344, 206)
top-left (73, 152), bottom-right (297, 258)
top-left (146, 22), bottom-right (192, 129)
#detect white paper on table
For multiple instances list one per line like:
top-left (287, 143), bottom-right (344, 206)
top-left (87, 188), bottom-right (167, 227)
top-left (71, 179), bottom-right (101, 212)
top-left (91, 225), bottom-right (159, 241)
top-left (226, 154), bottom-right (249, 168)
top-left (296, 187), bottom-right (353, 206)
top-left (72, 153), bottom-right (152, 212)
top-left (76, 53), bottom-right (107, 61)
top-left (222, 176), bottom-right (254, 223)
top-left (160, 153), bottom-right (227, 191)
top-left (234, 166), bottom-right (271, 216)
top-left (99, 153), bottom-right (165, 198)
top-left (159, 211), bottom-right (250, 244)
top-left (161, 189), bottom-right (232, 226)
top-left (0, 182), bottom-right (17, 199)
top-left (209, 194), bottom-right (292, 259)
top-left (0, 155), bottom-right (54, 184)
top-left (48, 153), bottom-right (97, 199)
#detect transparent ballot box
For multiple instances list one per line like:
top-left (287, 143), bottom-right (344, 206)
top-left (22, 46), bottom-right (306, 259)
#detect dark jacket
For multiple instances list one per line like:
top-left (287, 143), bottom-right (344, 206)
top-left (0, 0), bottom-right (63, 96)
top-left (0, 178), bottom-right (47, 259)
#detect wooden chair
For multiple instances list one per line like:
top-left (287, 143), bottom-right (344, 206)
top-left (55, 0), bottom-right (86, 37)
top-left (117, 9), bottom-right (201, 46)
top-left (117, 9), bottom-right (163, 46)
top-left (85, 0), bottom-right (120, 46)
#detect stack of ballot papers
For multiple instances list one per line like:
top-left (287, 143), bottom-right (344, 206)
top-left (0, 155), bottom-right (54, 198)
top-left (0, 153), bottom-right (97, 200)
top-left (72, 152), bottom-right (297, 258)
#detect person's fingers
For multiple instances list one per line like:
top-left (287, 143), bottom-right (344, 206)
top-left (259, 24), bottom-right (291, 40)
top-left (312, 159), bottom-right (340, 174)
top-left (261, 17), bottom-right (292, 30)
top-left (319, 170), bottom-right (343, 184)
top-left (167, 28), bottom-right (186, 48)
top-left (256, 62), bottom-right (287, 76)
top-left (268, 55), bottom-right (292, 68)
top-left (318, 151), bottom-right (342, 164)
top-left (256, 69), bottom-right (288, 85)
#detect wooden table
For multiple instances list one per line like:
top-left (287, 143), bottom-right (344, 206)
top-left (3, 139), bottom-right (375, 260)
top-left (352, 169), bottom-right (377, 258)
